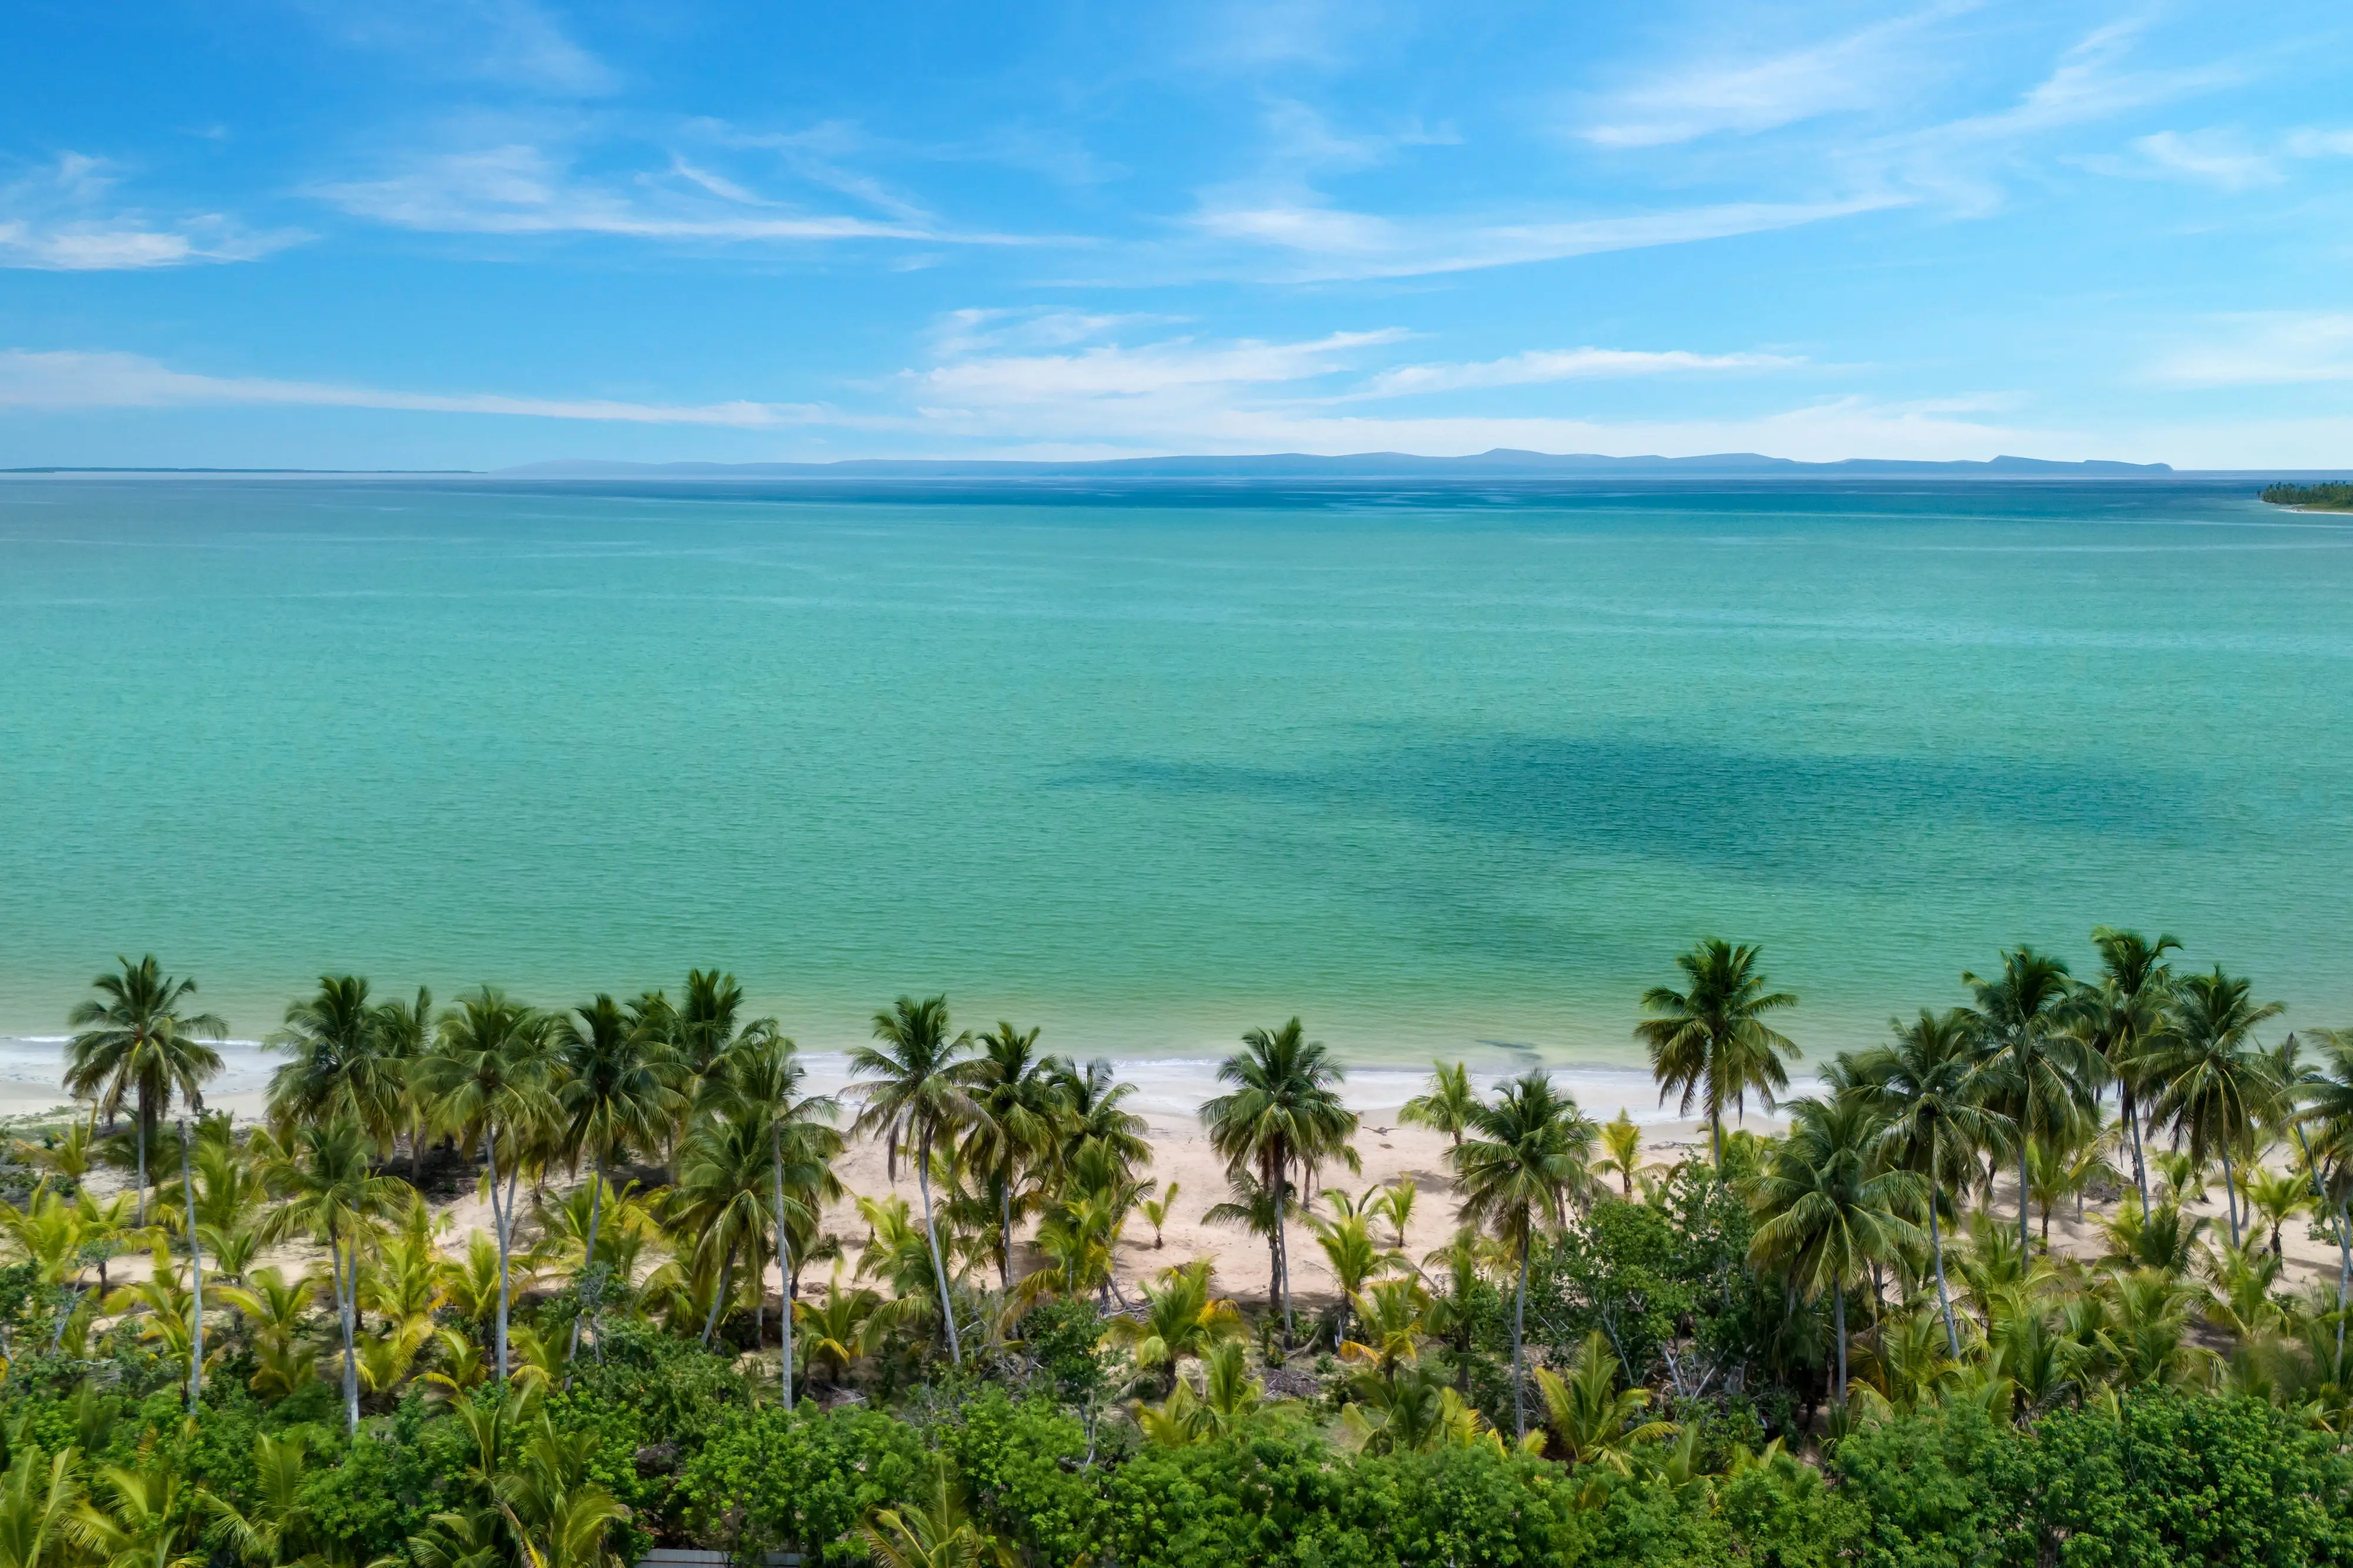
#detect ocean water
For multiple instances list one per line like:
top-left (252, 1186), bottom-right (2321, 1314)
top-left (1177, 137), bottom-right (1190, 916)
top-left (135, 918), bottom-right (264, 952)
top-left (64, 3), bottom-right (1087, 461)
top-left (2, 474), bottom-right (2348, 1093)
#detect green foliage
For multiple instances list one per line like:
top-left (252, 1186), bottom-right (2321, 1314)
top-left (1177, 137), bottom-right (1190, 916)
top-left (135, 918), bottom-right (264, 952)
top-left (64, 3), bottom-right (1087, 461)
top-left (930, 1389), bottom-right (1101, 1564)
top-left (2262, 481), bottom-right (2353, 510)
top-left (1015, 1297), bottom-right (1108, 1405)
top-left (674, 1403), bottom-right (928, 1564)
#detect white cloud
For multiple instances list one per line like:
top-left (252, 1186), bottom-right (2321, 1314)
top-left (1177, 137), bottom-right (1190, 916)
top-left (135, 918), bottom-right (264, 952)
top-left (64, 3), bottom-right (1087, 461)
top-left (905, 329), bottom-right (1408, 407)
top-left (2148, 313), bottom-right (2353, 388)
top-left (2284, 128), bottom-right (2353, 159)
top-left (1579, 4), bottom-right (1969, 148)
top-left (298, 0), bottom-right (615, 95)
top-left (1188, 194), bottom-right (1900, 280)
top-left (0, 153), bottom-right (301, 271)
top-left (1351, 346), bottom-right (1803, 399)
top-left (2078, 128), bottom-right (2281, 190)
top-left (319, 144), bottom-right (988, 243)
top-left (317, 142), bottom-right (1041, 246)
top-left (0, 349), bottom-right (833, 427)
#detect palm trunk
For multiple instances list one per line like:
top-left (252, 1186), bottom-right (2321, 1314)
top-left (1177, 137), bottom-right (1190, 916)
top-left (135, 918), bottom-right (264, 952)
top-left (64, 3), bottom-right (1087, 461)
top-left (2123, 1082), bottom-right (2149, 1213)
top-left (916, 1126), bottom-right (961, 1364)
top-left (1512, 1235), bottom-right (1531, 1440)
top-left (1710, 1112), bottom-right (1723, 1172)
top-left (2018, 1136), bottom-right (2032, 1253)
top-left (772, 1127), bottom-right (795, 1410)
top-left (1833, 1274), bottom-right (1848, 1403)
top-left (135, 1092), bottom-right (150, 1229)
top-left (566, 1157), bottom-right (605, 1372)
top-left (702, 1248), bottom-right (735, 1346)
top-left (179, 1120), bottom-right (204, 1409)
top-left (485, 1127), bottom-right (510, 1382)
top-left (1929, 1197), bottom-right (1958, 1359)
top-left (999, 1175), bottom-right (1015, 1294)
top-left (1275, 1167), bottom-right (1294, 1342)
top-left (2292, 1125), bottom-right (2351, 1358)
top-left (329, 1220), bottom-right (358, 1434)
top-left (2221, 1142), bottom-right (2241, 1249)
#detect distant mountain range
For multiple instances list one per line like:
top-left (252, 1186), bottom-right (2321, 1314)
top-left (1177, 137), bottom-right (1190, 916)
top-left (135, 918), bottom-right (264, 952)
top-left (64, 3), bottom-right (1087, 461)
top-left (497, 449), bottom-right (2177, 479)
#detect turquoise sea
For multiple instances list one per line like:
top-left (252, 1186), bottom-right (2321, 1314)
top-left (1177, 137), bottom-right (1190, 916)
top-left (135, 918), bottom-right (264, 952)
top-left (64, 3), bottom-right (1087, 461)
top-left (2, 475), bottom-right (2348, 1078)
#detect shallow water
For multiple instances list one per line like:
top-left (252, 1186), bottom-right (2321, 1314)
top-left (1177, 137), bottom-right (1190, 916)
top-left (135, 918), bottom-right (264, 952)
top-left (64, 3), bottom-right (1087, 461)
top-left (3, 474), bottom-right (2347, 1075)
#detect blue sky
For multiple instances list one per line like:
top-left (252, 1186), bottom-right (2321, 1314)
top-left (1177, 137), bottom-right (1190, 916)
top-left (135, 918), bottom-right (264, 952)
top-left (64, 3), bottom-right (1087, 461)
top-left (1, 0), bottom-right (2348, 468)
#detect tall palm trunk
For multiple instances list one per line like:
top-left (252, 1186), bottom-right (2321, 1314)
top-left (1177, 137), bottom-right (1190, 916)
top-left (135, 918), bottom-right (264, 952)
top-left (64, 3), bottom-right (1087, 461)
top-left (999, 1175), bottom-right (1015, 1294)
top-left (179, 1119), bottom-right (204, 1409)
top-left (2292, 1125), bottom-right (2352, 1358)
top-left (566, 1157), bottom-right (605, 1371)
top-left (1511, 1235), bottom-right (1531, 1440)
top-left (135, 1090), bottom-right (151, 1228)
top-left (1273, 1157), bottom-right (1294, 1342)
top-left (2122, 1082), bottom-right (2149, 1213)
top-left (484, 1126), bottom-right (511, 1382)
top-left (701, 1249), bottom-right (735, 1346)
top-left (1928, 1196), bottom-right (1958, 1359)
top-left (328, 1219), bottom-right (359, 1433)
top-left (2220, 1142), bottom-right (2241, 1249)
top-left (916, 1125), bottom-right (961, 1364)
top-left (1832, 1273), bottom-right (1848, 1403)
top-left (2017, 1128), bottom-right (2033, 1253)
top-left (772, 1127), bottom-right (794, 1410)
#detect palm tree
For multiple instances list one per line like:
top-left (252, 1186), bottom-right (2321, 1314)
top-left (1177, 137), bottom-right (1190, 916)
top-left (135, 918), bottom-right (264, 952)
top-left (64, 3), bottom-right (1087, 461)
top-left (1449, 1069), bottom-right (1596, 1440)
top-left (2142, 966), bottom-right (2283, 1249)
top-left (1638, 939), bottom-right (1799, 1169)
top-left (1963, 946), bottom-right (2094, 1253)
top-left (849, 995), bottom-right (976, 1365)
top-left (1747, 1095), bottom-right (1925, 1403)
top-left (1531, 1330), bottom-right (1675, 1470)
top-left (64, 956), bottom-right (225, 1227)
top-left (0, 1444), bottom-right (82, 1568)
top-left (265, 975), bottom-right (406, 1148)
top-left (960, 1023), bottom-right (1062, 1292)
top-left (856, 1460), bottom-right (1014, 1568)
top-left (375, 985), bottom-right (436, 1179)
top-left (1199, 1018), bottom-right (1358, 1342)
top-left (1050, 1056), bottom-right (1152, 1176)
top-left (1202, 1170), bottom-right (1288, 1310)
top-left (1398, 1062), bottom-right (1479, 1147)
top-left (1104, 1259), bottom-right (1245, 1395)
top-left (1851, 1008), bottom-right (2010, 1356)
top-left (256, 1112), bottom-right (411, 1432)
top-left (2289, 1030), bottom-right (2353, 1337)
top-left (555, 995), bottom-right (681, 1367)
top-left (706, 1034), bottom-right (841, 1406)
top-left (2072, 929), bottom-right (2179, 1213)
top-left (1593, 1110), bottom-right (1650, 1200)
top-left (416, 987), bottom-right (556, 1383)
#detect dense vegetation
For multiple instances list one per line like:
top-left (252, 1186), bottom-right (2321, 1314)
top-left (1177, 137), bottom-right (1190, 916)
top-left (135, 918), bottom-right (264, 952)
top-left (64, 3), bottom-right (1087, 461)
top-left (2260, 481), bottom-right (2353, 509)
top-left (4, 932), bottom-right (2352, 1567)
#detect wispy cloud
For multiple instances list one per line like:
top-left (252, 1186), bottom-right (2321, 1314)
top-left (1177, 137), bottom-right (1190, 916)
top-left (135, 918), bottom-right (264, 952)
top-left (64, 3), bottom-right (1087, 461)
top-left (316, 143), bottom-right (1028, 244)
top-left (0, 349), bottom-right (833, 426)
top-left (294, 0), bottom-right (615, 96)
top-left (1187, 194), bottom-right (1900, 281)
top-left (903, 328), bottom-right (1408, 408)
top-left (2148, 313), bottom-right (2353, 387)
top-left (1578, 4), bottom-right (1970, 148)
top-left (0, 153), bottom-right (301, 271)
top-left (2078, 128), bottom-right (2282, 190)
top-left (1349, 346), bottom-right (1804, 399)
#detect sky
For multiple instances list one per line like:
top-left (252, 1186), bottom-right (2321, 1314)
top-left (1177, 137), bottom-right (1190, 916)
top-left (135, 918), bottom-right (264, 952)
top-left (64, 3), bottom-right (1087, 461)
top-left (1, 0), bottom-right (2349, 469)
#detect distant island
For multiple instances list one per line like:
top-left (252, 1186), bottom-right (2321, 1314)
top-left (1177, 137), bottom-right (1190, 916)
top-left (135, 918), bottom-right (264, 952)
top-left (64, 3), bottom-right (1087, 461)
top-left (2262, 481), bottom-right (2353, 510)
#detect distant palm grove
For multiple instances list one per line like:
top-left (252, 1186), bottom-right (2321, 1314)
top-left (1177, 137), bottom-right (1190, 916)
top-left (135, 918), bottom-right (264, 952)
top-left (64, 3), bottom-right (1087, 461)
top-left (3, 930), bottom-right (2351, 1567)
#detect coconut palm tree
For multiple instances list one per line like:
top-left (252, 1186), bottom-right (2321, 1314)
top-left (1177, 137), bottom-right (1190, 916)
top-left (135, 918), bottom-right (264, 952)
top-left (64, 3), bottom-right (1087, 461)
top-left (1199, 1018), bottom-right (1358, 1342)
top-left (1398, 1062), bottom-right (1479, 1147)
top-left (1963, 947), bottom-right (2094, 1253)
top-left (555, 995), bottom-right (681, 1368)
top-left (1593, 1110), bottom-right (1654, 1200)
top-left (1448, 1070), bottom-right (1596, 1440)
top-left (856, 1460), bottom-right (1014, 1568)
top-left (705, 1035), bottom-right (841, 1406)
top-left (959, 1023), bottom-right (1062, 1293)
top-left (0, 1444), bottom-right (82, 1568)
top-left (416, 987), bottom-right (556, 1383)
top-left (374, 985), bottom-right (436, 1179)
top-left (1748, 1095), bottom-right (1925, 1403)
top-left (1104, 1259), bottom-right (1245, 1396)
top-left (1050, 1055), bottom-right (1152, 1177)
top-left (1638, 939), bottom-right (1799, 1169)
top-left (849, 995), bottom-right (976, 1365)
top-left (2143, 966), bottom-right (2284, 1249)
top-left (256, 1112), bottom-right (411, 1432)
top-left (64, 956), bottom-right (225, 1227)
top-left (1851, 1007), bottom-right (2010, 1357)
top-left (2288, 1030), bottom-right (2353, 1335)
top-left (1531, 1330), bottom-right (1675, 1470)
top-left (2072, 929), bottom-right (2179, 1213)
top-left (265, 975), bottom-right (406, 1149)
